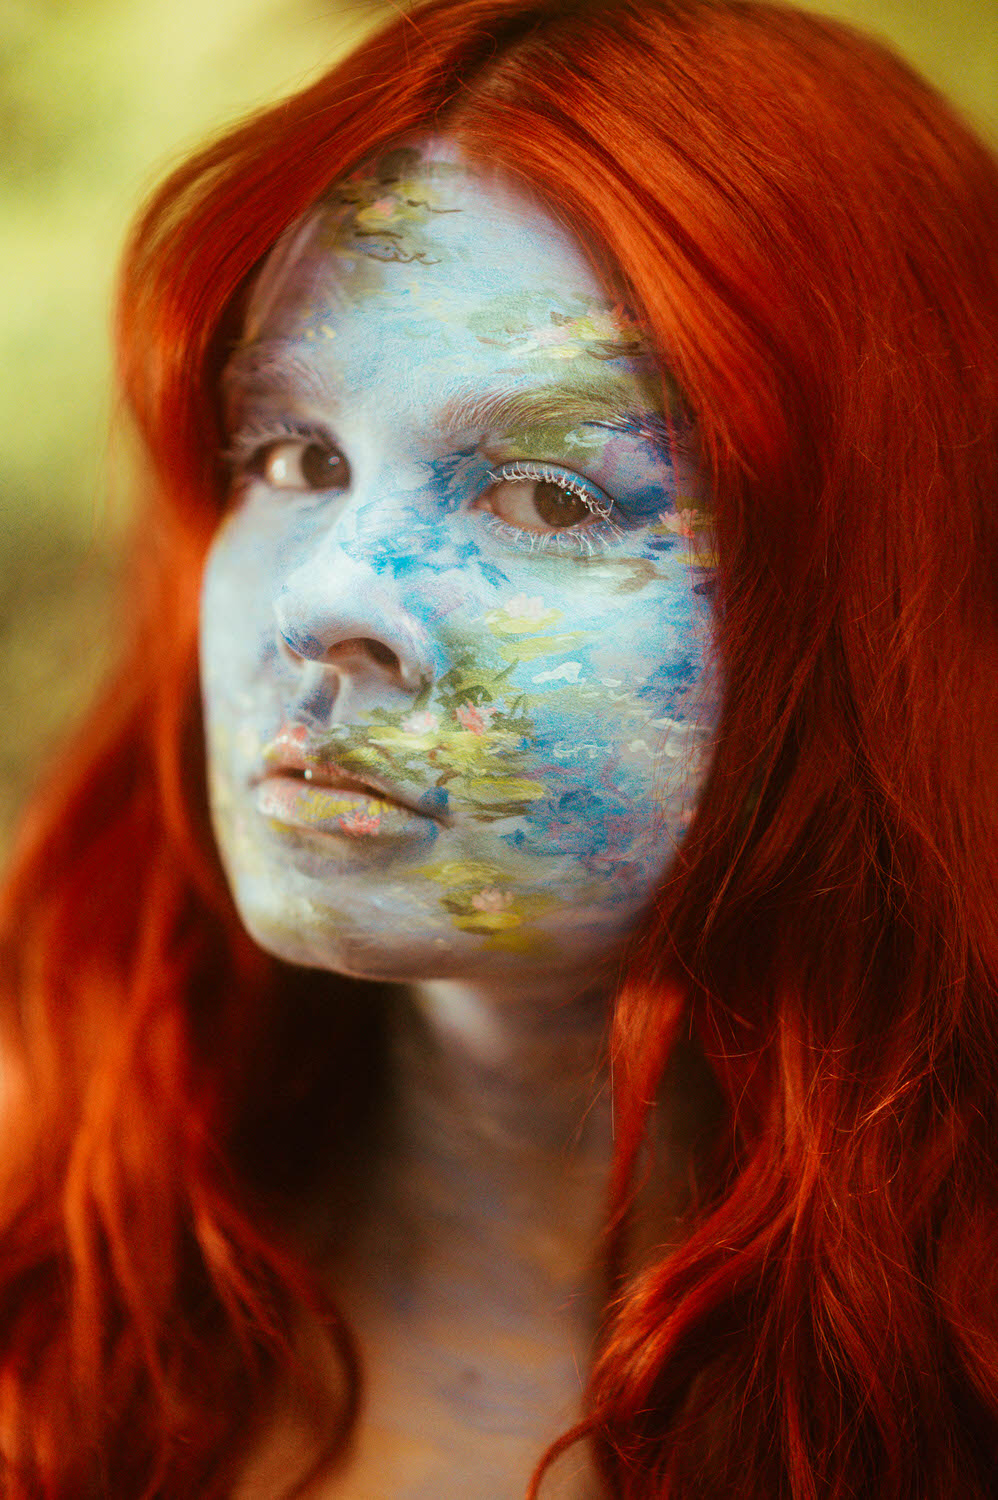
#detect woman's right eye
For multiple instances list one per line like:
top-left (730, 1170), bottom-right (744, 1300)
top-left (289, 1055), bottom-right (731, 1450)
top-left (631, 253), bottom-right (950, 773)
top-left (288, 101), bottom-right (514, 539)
top-left (250, 438), bottom-right (351, 492)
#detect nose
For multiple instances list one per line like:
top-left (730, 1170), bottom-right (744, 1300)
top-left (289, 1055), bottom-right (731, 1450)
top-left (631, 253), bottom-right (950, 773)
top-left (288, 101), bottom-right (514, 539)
top-left (274, 544), bottom-right (436, 718)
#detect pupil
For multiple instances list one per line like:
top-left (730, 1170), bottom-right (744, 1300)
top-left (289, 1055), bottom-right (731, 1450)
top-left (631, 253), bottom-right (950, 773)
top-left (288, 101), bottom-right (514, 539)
top-left (534, 481), bottom-right (590, 528)
top-left (302, 443), bottom-right (349, 490)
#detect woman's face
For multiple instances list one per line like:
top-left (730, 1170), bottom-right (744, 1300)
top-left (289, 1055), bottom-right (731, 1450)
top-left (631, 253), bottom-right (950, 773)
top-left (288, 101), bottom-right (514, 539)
top-left (200, 137), bottom-right (720, 988)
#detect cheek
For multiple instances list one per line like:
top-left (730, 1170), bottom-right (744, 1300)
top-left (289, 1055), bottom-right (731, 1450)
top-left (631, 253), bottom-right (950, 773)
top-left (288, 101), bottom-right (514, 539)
top-left (494, 566), bottom-right (710, 721)
top-left (468, 577), bottom-right (715, 866)
top-left (202, 510), bottom-right (277, 622)
top-left (199, 521), bottom-right (287, 739)
top-left (200, 495), bottom-right (341, 661)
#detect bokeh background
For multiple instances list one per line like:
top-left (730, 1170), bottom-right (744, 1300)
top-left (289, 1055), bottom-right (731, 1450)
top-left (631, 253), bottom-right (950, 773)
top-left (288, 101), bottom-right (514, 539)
top-left (2, 0), bottom-right (996, 852)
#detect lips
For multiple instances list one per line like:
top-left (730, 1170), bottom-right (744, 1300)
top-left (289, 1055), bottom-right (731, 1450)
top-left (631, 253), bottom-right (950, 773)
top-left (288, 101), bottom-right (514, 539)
top-left (256, 721), bottom-right (446, 824)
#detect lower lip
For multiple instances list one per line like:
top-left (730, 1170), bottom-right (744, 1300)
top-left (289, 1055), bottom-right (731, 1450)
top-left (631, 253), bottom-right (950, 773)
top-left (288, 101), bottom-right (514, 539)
top-left (254, 774), bottom-right (433, 840)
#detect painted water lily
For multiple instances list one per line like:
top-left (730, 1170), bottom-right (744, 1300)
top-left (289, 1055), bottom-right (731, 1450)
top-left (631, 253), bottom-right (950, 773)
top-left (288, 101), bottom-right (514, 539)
top-left (471, 887), bottom-right (514, 913)
top-left (455, 702), bottom-right (495, 735)
top-left (402, 709), bottom-right (440, 735)
top-left (575, 304), bottom-right (643, 342)
top-left (532, 662), bottom-right (583, 685)
top-left (492, 302), bottom-right (647, 362)
top-left (506, 594), bottom-right (548, 623)
top-left (354, 194), bottom-right (403, 229)
top-left (486, 594), bottom-right (563, 635)
top-left (657, 508), bottom-right (698, 539)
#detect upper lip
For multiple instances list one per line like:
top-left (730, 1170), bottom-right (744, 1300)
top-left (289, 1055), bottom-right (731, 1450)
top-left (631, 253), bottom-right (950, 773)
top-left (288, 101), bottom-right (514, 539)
top-left (256, 723), bottom-right (448, 823)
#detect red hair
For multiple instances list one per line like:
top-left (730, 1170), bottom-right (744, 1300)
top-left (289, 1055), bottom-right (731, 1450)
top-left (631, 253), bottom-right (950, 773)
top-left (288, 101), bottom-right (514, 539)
top-left (1, 0), bottom-right (997, 1494)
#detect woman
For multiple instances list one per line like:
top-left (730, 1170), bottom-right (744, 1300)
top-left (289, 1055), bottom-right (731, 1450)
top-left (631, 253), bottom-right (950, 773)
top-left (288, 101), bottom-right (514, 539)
top-left (1, 0), bottom-right (996, 1495)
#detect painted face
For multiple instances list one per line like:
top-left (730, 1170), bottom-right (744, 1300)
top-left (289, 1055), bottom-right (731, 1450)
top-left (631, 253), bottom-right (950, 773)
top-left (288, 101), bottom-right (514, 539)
top-left (200, 137), bottom-right (721, 989)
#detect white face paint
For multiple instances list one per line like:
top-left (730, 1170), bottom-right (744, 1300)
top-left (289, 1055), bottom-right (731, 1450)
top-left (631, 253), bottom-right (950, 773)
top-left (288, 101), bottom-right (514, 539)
top-left (199, 136), bottom-right (721, 990)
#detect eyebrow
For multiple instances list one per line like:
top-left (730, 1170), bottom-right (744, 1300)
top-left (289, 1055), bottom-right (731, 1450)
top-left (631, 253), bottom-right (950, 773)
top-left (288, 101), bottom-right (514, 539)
top-left (439, 382), bottom-right (633, 432)
top-left (437, 383), bottom-right (678, 449)
top-left (221, 342), bottom-right (333, 409)
top-left (222, 342), bottom-right (681, 450)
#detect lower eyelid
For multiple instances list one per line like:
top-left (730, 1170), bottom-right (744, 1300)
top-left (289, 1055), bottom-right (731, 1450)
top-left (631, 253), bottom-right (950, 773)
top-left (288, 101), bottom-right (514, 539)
top-left (479, 511), bottom-right (623, 557)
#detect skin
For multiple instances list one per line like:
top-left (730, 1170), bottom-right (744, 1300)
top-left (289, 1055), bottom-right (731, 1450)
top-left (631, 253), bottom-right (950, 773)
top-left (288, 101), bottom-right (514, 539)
top-left (201, 138), bottom-right (720, 991)
top-left (203, 137), bottom-right (721, 1496)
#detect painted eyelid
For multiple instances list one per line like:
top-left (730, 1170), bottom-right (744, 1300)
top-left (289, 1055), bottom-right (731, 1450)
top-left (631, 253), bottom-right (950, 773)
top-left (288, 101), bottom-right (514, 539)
top-left (478, 509), bottom-right (623, 559)
top-left (484, 460), bottom-right (614, 518)
top-left (224, 420), bottom-right (340, 469)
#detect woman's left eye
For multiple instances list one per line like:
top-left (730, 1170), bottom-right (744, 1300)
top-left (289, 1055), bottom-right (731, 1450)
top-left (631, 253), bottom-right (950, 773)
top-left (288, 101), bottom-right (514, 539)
top-left (476, 464), bottom-right (611, 534)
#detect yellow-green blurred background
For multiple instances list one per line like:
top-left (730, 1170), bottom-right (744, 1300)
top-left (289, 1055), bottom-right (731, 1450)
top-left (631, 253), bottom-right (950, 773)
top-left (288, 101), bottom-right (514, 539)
top-left (1, 0), bottom-right (996, 851)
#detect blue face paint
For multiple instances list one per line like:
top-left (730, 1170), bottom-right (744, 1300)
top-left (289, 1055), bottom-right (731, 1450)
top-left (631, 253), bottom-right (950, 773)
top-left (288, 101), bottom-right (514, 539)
top-left (199, 135), bottom-right (721, 987)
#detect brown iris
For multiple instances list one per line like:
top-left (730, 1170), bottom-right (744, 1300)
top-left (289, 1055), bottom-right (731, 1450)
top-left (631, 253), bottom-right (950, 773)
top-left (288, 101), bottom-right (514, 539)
top-left (298, 443), bottom-right (350, 490)
top-left (533, 481), bottom-right (593, 528)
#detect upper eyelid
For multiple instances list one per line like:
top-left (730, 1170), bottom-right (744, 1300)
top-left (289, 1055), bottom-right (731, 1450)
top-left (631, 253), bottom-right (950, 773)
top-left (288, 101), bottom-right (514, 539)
top-left (222, 418), bottom-right (339, 469)
top-left (485, 459), bottom-right (613, 517)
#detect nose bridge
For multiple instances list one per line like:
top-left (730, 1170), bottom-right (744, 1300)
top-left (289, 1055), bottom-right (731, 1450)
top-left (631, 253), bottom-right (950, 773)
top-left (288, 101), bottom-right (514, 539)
top-left (311, 459), bottom-right (433, 576)
top-left (274, 487), bottom-right (436, 690)
top-left (324, 475), bottom-right (407, 551)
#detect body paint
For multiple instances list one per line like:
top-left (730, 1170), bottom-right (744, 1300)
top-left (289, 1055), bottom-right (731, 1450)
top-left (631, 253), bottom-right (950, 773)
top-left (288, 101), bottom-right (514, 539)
top-left (200, 136), bottom-right (721, 985)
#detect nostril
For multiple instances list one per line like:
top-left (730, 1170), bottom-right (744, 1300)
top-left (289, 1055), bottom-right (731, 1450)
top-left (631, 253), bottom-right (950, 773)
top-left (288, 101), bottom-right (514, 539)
top-left (363, 637), bottom-right (400, 671)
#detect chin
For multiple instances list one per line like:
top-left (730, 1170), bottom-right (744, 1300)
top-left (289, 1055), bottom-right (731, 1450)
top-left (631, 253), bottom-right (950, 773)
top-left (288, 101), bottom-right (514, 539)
top-left (225, 875), bottom-right (619, 990)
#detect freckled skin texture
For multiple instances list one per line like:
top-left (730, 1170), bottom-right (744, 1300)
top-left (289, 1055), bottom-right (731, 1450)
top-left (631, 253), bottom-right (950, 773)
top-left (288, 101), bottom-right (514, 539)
top-left (199, 137), bottom-right (721, 991)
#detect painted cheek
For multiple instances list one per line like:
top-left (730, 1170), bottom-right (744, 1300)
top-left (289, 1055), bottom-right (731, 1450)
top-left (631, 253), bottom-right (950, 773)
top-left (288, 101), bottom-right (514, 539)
top-left (203, 526), bottom-right (276, 662)
top-left (508, 647), bottom-right (709, 874)
top-left (471, 589), bottom-right (651, 796)
top-left (503, 715), bottom-right (661, 870)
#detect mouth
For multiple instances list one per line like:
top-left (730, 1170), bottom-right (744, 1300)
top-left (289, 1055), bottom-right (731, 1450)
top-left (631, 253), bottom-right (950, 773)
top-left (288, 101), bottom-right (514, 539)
top-left (255, 723), bottom-right (448, 826)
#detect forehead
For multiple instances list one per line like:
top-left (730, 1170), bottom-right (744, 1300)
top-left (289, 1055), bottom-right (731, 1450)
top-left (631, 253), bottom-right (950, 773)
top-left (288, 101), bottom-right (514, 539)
top-left (231, 136), bottom-right (662, 420)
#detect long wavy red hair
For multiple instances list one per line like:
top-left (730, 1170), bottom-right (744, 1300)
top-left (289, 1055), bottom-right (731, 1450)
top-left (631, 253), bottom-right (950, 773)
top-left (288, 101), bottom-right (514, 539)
top-left (1, 0), bottom-right (997, 1494)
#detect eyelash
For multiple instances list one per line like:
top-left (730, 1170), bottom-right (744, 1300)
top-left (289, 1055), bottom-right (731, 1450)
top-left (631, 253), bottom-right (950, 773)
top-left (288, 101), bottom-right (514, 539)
top-left (223, 420), bottom-right (331, 477)
top-left (482, 460), bottom-right (624, 556)
top-left (486, 460), bottom-right (611, 517)
top-left (224, 429), bottom-right (627, 555)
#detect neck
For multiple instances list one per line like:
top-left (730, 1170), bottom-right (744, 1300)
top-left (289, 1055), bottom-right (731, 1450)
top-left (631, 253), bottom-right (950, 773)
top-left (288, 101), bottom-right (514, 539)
top-left (401, 974), bottom-right (614, 1157)
top-left (303, 973), bottom-right (714, 1492)
top-left (335, 975), bottom-right (617, 1347)
top-left (376, 976), bottom-right (616, 1278)
top-left (244, 976), bottom-right (622, 1496)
